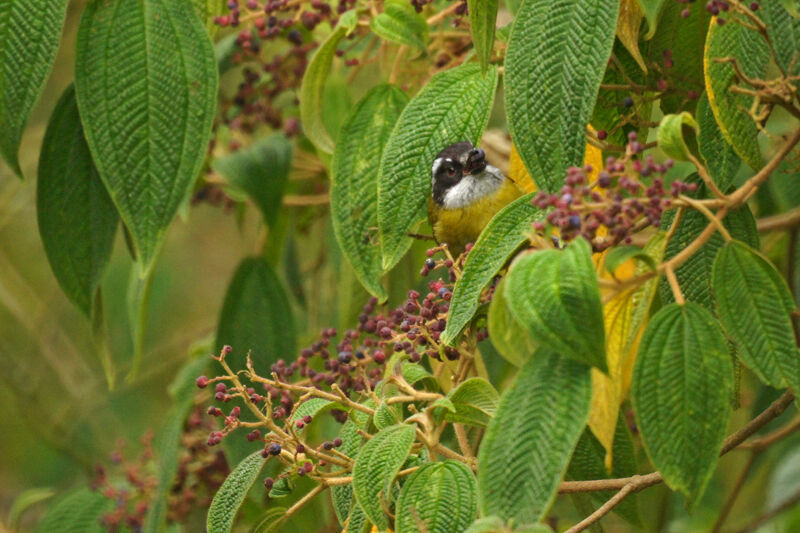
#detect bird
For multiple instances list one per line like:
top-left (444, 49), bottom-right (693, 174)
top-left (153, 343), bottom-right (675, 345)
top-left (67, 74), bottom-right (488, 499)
top-left (427, 141), bottom-right (525, 256)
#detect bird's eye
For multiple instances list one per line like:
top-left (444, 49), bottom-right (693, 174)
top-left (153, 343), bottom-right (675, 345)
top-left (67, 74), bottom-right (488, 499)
top-left (446, 167), bottom-right (456, 176)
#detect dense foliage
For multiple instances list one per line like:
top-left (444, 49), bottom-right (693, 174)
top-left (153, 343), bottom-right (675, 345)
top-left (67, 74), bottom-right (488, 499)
top-left (3, 0), bottom-right (800, 532)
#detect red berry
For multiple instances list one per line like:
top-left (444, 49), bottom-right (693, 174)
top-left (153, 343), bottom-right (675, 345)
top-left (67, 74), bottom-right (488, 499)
top-left (196, 376), bottom-right (209, 388)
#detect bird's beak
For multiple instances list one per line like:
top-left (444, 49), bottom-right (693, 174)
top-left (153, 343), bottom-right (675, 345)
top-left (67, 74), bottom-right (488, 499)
top-left (464, 148), bottom-right (487, 175)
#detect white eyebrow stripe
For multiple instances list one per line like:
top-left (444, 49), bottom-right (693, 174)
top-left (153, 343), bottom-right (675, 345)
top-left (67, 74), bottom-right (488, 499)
top-left (431, 158), bottom-right (444, 184)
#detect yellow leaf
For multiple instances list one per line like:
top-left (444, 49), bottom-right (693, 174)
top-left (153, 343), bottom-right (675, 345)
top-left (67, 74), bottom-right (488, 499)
top-left (616, 0), bottom-right (648, 73)
top-left (509, 134), bottom-right (603, 193)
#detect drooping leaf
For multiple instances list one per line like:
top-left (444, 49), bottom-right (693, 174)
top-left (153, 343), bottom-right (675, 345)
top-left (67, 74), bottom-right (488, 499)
top-left (0, 0), bottom-right (68, 177)
top-left (37, 84), bottom-right (118, 318)
top-left (704, 11), bottom-right (770, 170)
top-left (35, 488), bottom-right (112, 533)
top-left (637, 0), bottom-right (667, 39)
top-left (443, 377), bottom-right (500, 428)
top-left (697, 92), bottom-right (741, 191)
top-left (331, 84), bottom-right (408, 301)
top-left (505, 0), bottom-right (619, 192)
top-left (505, 239), bottom-right (608, 372)
top-left (371, 0), bottom-right (428, 53)
top-left (441, 192), bottom-right (542, 345)
top-left (214, 135), bottom-right (293, 228)
top-left (207, 451), bottom-right (268, 533)
top-left (352, 423), bottom-right (416, 530)
top-left (478, 349), bottom-right (592, 524)
top-left (659, 187), bottom-right (759, 309)
top-left (215, 257), bottom-right (296, 372)
top-left (468, 0), bottom-right (499, 73)
top-left (632, 303), bottom-right (733, 504)
top-left (657, 112), bottom-right (698, 162)
top-left (75, 0), bottom-right (218, 274)
top-left (713, 240), bottom-right (800, 391)
top-left (646, 1), bottom-right (710, 113)
top-left (250, 507), bottom-right (289, 533)
top-left (8, 488), bottom-right (56, 531)
top-left (299, 10), bottom-right (358, 155)
top-left (395, 461), bottom-right (478, 533)
top-left (762, 0), bottom-right (800, 75)
top-left (604, 245), bottom-right (656, 275)
top-left (567, 417), bottom-right (641, 526)
top-left (617, 0), bottom-right (647, 72)
top-left (377, 63), bottom-right (498, 271)
top-left (628, 231), bottom-right (667, 351)
top-left (487, 277), bottom-right (537, 367)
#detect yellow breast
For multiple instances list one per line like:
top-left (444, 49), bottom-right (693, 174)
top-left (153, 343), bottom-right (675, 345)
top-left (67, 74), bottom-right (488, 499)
top-left (428, 178), bottom-right (524, 256)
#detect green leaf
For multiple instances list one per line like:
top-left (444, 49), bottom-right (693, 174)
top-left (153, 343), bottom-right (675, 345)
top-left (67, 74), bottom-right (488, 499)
top-left (780, 0), bottom-right (800, 17)
top-left (713, 240), bottom-right (800, 391)
top-left (290, 398), bottom-right (345, 423)
top-left (763, 0), bottom-right (800, 75)
top-left (332, 84), bottom-right (408, 301)
top-left (468, 0), bottom-right (499, 73)
top-left (214, 135), bottom-right (292, 228)
top-left (505, 0), bottom-right (619, 192)
top-left (35, 488), bottom-right (112, 533)
top-left (0, 0), bottom-right (68, 178)
top-left (191, 0), bottom-right (225, 35)
top-left (697, 92), bottom-right (741, 191)
top-left (9, 488), bottom-right (56, 531)
top-left (75, 0), bottom-right (218, 274)
top-left (250, 507), bottom-right (288, 533)
top-left (37, 84), bottom-right (118, 318)
top-left (505, 239), bottom-right (607, 372)
top-left (395, 460), bottom-right (478, 533)
top-left (332, 419), bottom-right (365, 526)
top-left (628, 231), bottom-right (667, 352)
top-left (632, 303), bottom-right (734, 504)
top-left (268, 475), bottom-right (293, 498)
top-left (377, 63), bottom-right (498, 271)
top-left (299, 10), bottom-right (358, 155)
top-left (604, 245), bottom-right (657, 276)
top-left (478, 349), bottom-right (592, 524)
top-left (374, 400), bottom-right (403, 430)
top-left (443, 377), bottom-right (500, 428)
top-left (401, 361), bottom-right (438, 389)
top-left (659, 188), bottom-right (759, 309)
top-left (207, 451), bottom-right (268, 533)
top-left (646, 1), bottom-right (710, 114)
top-left (216, 257), bottom-right (297, 372)
top-left (352, 423), bottom-right (416, 530)
top-left (371, 0), bottom-right (428, 53)
top-left (567, 417), bottom-right (641, 526)
top-left (442, 192), bottom-right (543, 345)
top-left (657, 112), bottom-right (698, 162)
top-left (463, 517), bottom-right (506, 533)
top-left (704, 10), bottom-right (769, 170)
top-left (637, 0), bottom-right (667, 39)
top-left (144, 355), bottom-right (211, 533)
top-left (487, 277), bottom-right (537, 367)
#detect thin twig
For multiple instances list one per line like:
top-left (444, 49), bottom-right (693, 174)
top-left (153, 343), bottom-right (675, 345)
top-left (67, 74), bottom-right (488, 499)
top-left (563, 481), bottom-right (638, 533)
top-left (710, 452), bottom-right (757, 533)
top-left (731, 490), bottom-right (800, 533)
top-left (757, 207), bottom-right (800, 232)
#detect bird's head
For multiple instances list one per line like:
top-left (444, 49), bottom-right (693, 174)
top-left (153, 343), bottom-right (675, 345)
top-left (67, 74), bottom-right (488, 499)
top-left (431, 142), bottom-right (500, 208)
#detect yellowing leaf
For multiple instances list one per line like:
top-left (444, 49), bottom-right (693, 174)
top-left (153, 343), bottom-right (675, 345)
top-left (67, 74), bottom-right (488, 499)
top-left (616, 0), bottom-right (648, 72)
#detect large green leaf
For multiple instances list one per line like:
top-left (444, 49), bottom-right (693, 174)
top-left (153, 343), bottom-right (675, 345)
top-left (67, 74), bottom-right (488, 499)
top-left (215, 257), bottom-right (296, 372)
top-left (763, 0), bottom-right (800, 75)
top-left (697, 93), bottom-right (741, 191)
top-left (75, 0), bottom-right (218, 274)
top-left (704, 10), bottom-right (769, 170)
top-left (443, 377), bottom-right (500, 428)
top-left (395, 461), bottom-right (478, 533)
top-left (371, 0), bottom-right (428, 53)
top-left (478, 349), bottom-right (592, 524)
top-left (207, 451), bottom-right (268, 533)
top-left (713, 240), bottom-right (800, 391)
top-left (332, 84), bottom-right (408, 301)
top-left (505, 0), bottom-right (618, 192)
top-left (191, 0), bottom-right (224, 34)
top-left (468, 0), bottom-right (499, 73)
top-left (299, 10), bottom-right (358, 155)
top-left (0, 0), bottom-right (68, 178)
top-left (377, 64), bottom-right (498, 271)
top-left (487, 278), bottom-right (537, 367)
top-left (352, 423), bottom-right (416, 530)
top-left (659, 183), bottom-right (759, 309)
top-left (632, 303), bottom-right (733, 504)
top-left (214, 135), bottom-right (292, 228)
top-left (37, 85), bottom-right (118, 317)
top-left (441, 192), bottom-right (543, 345)
top-left (35, 488), bottom-right (112, 533)
top-left (505, 239), bottom-right (607, 372)
top-left (646, 1), bottom-right (710, 114)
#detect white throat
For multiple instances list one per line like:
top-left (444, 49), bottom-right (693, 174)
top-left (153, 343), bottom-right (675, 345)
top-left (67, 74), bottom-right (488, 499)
top-left (441, 165), bottom-right (505, 209)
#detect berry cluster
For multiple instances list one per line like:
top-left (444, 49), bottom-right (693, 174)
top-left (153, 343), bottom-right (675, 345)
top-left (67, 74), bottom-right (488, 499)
top-left (675, 0), bottom-right (760, 22)
top-left (90, 410), bottom-right (229, 532)
top-left (531, 132), bottom-right (696, 251)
